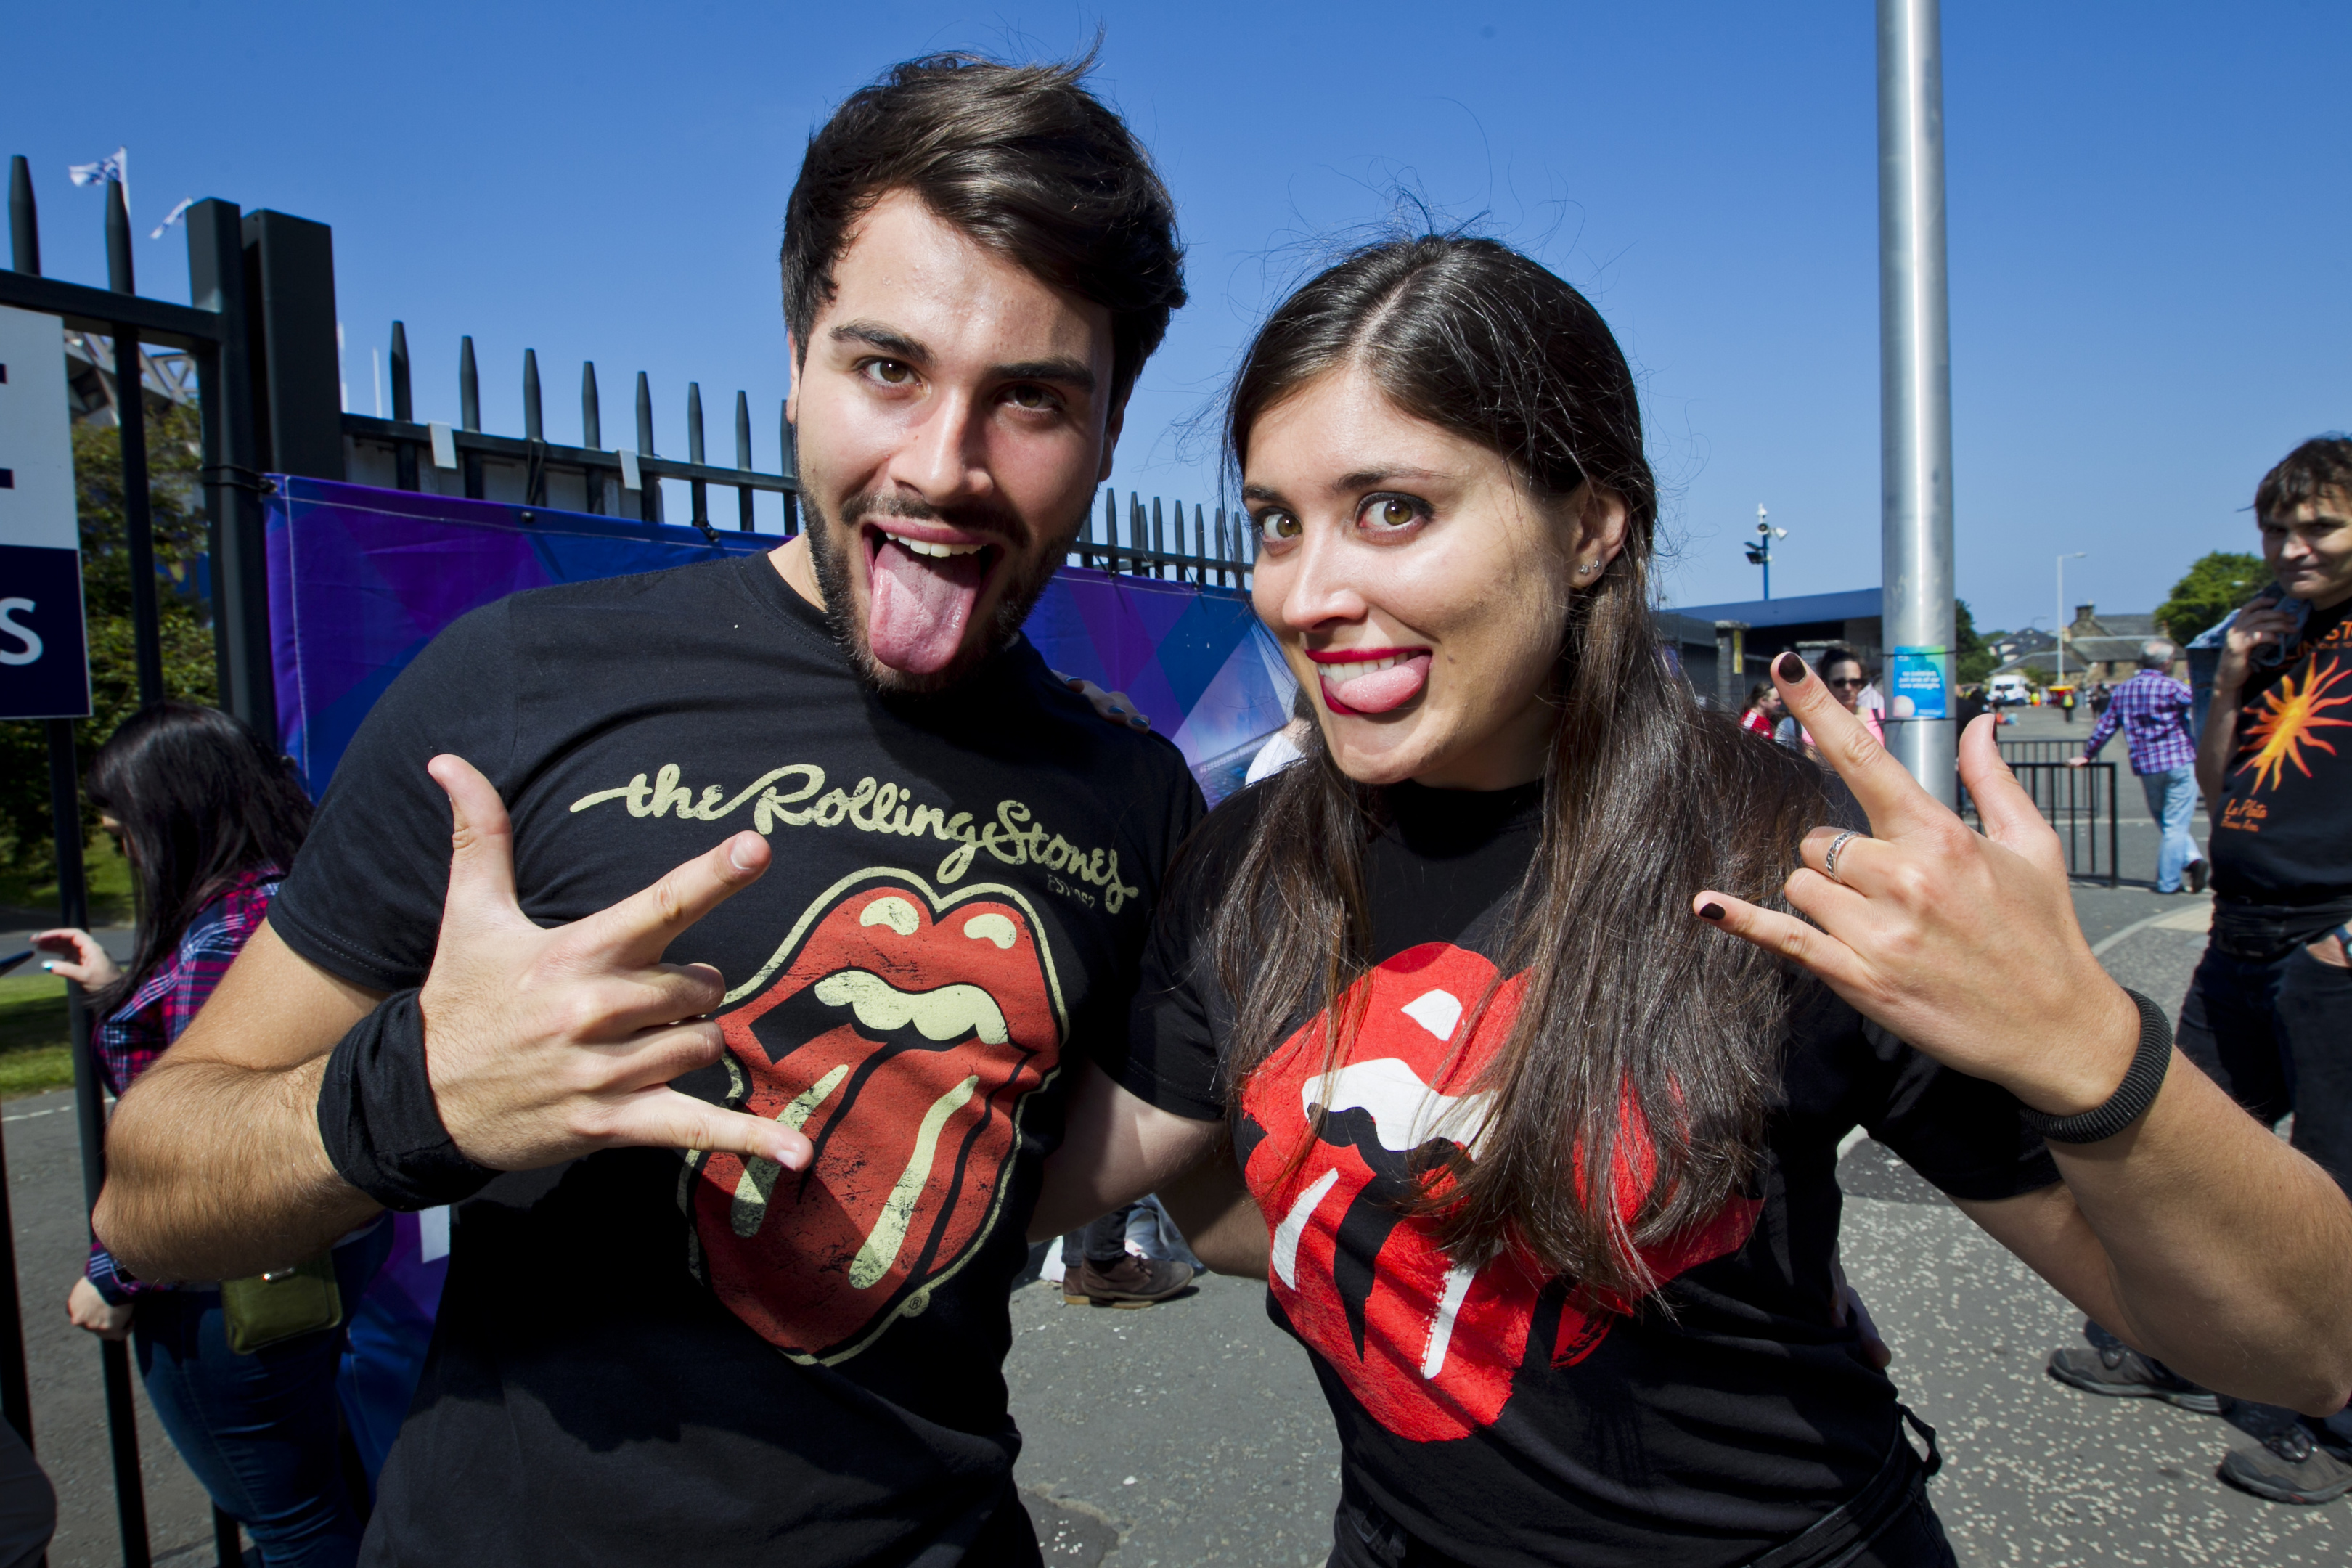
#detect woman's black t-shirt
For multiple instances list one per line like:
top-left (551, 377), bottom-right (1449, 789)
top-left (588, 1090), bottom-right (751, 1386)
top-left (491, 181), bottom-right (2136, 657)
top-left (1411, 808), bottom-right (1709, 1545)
top-left (1117, 780), bottom-right (2059, 1568)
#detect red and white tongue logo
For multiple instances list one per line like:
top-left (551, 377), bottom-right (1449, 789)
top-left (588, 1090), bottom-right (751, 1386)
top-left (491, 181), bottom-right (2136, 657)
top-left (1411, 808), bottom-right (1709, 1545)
top-left (1241, 942), bottom-right (1760, 1443)
top-left (868, 536), bottom-right (987, 675)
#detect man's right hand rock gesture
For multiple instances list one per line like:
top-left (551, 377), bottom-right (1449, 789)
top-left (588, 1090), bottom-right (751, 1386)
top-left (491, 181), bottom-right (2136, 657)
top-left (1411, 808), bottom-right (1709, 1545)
top-left (420, 754), bottom-right (813, 1175)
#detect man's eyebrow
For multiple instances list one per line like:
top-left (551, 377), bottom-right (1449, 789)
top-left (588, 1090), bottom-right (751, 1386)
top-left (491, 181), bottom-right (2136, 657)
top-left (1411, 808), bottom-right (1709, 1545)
top-left (992, 357), bottom-right (1095, 393)
top-left (828, 321), bottom-right (928, 361)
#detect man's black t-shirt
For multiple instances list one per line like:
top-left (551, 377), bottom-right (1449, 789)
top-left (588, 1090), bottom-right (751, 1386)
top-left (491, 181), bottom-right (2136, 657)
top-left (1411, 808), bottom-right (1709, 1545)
top-left (1117, 781), bottom-right (2057, 1568)
top-left (270, 552), bottom-right (1204, 1567)
top-left (2211, 596), bottom-right (2352, 905)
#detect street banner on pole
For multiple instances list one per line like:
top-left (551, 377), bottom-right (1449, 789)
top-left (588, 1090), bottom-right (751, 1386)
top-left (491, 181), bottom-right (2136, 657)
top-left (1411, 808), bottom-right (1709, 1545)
top-left (1888, 645), bottom-right (1951, 720)
top-left (0, 303), bottom-right (91, 720)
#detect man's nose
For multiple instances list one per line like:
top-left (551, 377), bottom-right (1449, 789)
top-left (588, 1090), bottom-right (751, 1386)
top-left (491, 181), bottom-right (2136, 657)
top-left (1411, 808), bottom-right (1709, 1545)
top-left (891, 390), bottom-right (994, 507)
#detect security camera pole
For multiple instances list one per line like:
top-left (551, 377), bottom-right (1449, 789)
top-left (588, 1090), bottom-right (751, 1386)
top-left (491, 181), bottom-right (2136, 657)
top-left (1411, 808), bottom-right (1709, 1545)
top-left (1745, 504), bottom-right (1789, 600)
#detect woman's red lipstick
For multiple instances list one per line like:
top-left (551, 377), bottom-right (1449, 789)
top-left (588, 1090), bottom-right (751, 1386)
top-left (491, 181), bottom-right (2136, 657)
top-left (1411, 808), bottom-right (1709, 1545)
top-left (1307, 647), bottom-right (1432, 716)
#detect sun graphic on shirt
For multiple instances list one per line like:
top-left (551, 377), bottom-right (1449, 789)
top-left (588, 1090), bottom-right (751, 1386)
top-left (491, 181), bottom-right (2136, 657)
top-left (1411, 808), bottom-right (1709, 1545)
top-left (2236, 656), bottom-right (2352, 793)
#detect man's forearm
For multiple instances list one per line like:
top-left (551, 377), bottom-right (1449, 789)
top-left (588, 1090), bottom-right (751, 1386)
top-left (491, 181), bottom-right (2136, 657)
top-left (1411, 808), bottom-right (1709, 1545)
top-left (95, 1053), bottom-right (383, 1282)
top-left (2194, 684), bottom-right (2239, 808)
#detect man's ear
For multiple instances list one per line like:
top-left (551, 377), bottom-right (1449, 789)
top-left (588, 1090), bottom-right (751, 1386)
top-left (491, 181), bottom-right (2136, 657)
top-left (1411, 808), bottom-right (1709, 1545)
top-left (784, 328), bottom-right (801, 428)
top-left (1095, 384), bottom-right (1130, 486)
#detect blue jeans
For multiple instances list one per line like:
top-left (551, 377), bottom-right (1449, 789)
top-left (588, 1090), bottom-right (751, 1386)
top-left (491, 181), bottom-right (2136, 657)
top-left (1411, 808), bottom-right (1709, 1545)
top-left (2139, 765), bottom-right (2199, 893)
top-left (133, 1223), bottom-right (393, 1567)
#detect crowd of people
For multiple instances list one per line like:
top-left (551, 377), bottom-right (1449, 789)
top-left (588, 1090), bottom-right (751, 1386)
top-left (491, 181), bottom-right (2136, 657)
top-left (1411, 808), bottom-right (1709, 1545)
top-left (17, 49), bottom-right (2349, 1568)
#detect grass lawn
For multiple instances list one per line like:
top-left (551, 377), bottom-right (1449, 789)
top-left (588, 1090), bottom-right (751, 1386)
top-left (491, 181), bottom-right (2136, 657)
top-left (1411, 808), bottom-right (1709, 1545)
top-left (0, 835), bottom-right (134, 926)
top-left (0, 972), bottom-right (82, 1099)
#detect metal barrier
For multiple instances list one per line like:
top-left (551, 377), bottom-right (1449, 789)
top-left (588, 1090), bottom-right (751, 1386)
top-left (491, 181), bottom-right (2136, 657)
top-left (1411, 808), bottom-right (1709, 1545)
top-left (1985, 747), bottom-right (2121, 886)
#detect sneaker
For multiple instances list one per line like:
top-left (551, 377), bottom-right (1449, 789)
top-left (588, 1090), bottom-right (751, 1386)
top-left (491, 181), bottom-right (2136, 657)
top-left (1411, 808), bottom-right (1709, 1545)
top-left (1067, 1254), bottom-right (1195, 1309)
top-left (2046, 1343), bottom-right (2223, 1414)
top-left (2186, 859), bottom-right (2209, 894)
top-left (2218, 1424), bottom-right (2352, 1505)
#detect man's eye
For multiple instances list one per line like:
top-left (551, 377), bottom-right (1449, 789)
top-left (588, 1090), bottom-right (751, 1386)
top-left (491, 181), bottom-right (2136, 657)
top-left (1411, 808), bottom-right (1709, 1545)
top-left (1005, 384), bottom-right (1056, 411)
top-left (1256, 511), bottom-right (1301, 542)
top-left (866, 360), bottom-right (914, 385)
top-left (1360, 496), bottom-right (1425, 531)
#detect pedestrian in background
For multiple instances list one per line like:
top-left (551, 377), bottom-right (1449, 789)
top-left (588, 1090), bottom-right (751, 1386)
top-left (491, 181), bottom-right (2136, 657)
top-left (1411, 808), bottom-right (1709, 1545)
top-left (1782, 646), bottom-right (1883, 756)
top-left (36, 703), bottom-right (390, 1568)
top-left (2048, 436), bottom-right (2352, 1505)
top-left (2070, 640), bottom-right (2203, 895)
top-left (1738, 682), bottom-right (1785, 740)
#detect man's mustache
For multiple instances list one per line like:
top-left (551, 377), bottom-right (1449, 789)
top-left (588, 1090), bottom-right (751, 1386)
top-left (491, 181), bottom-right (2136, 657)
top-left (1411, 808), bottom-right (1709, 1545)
top-left (838, 491), bottom-right (1029, 550)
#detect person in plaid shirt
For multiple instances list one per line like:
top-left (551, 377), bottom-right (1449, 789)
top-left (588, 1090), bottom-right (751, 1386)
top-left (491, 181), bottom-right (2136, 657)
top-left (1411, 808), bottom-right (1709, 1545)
top-left (35, 703), bottom-right (391, 1568)
top-left (2070, 639), bottom-right (2203, 894)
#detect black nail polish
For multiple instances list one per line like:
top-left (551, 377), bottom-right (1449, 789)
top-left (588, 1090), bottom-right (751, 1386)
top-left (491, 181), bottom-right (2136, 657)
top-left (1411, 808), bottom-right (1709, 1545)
top-left (1776, 652), bottom-right (1806, 683)
top-left (1699, 902), bottom-right (1726, 921)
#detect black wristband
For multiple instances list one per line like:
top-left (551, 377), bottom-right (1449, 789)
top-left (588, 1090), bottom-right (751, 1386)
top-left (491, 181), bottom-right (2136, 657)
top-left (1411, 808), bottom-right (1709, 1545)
top-left (2016, 988), bottom-right (2173, 1145)
top-left (317, 989), bottom-right (497, 1211)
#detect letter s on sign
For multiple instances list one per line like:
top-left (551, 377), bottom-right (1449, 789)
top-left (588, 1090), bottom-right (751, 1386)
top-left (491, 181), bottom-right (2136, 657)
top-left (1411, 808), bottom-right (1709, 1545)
top-left (0, 600), bottom-right (41, 667)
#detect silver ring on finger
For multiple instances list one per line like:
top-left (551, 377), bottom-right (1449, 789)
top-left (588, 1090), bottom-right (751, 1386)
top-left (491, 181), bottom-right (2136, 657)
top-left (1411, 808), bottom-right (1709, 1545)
top-left (1822, 830), bottom-right (1863, 883)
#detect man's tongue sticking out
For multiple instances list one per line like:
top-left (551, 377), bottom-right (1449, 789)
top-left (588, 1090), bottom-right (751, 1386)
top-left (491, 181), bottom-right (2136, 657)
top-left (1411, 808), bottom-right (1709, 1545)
top-left (867, 536), bottom-right (989, 676)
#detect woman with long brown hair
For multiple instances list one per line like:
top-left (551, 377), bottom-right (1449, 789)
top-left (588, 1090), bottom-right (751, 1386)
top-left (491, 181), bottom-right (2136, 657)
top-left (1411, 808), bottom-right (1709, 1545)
top-left (1035, 234), bottom-right (2352, 1567)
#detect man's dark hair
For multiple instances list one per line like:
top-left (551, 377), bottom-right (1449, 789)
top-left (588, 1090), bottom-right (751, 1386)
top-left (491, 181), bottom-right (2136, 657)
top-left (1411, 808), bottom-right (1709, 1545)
top-left (780, 51), bottom-right (1185, 407)
top-left (2254, 435), bottom-right (2352, 523)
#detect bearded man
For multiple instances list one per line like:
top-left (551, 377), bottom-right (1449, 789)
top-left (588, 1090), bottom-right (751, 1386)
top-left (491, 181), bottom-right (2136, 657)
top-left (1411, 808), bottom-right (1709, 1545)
top-left (94, 53), bottom-right (1213, 1566)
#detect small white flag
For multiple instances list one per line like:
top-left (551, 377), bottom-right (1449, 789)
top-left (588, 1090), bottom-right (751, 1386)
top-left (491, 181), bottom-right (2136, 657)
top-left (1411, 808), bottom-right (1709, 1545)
top-left (68, 147), bottom-right (126, 189)
top-left (149, 197), bottom-right (193, 240)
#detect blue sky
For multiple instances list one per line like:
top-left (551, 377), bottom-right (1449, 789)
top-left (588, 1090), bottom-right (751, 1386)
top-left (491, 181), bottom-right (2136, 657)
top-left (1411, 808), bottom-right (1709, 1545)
top-left (7, 1), bottom-right (2346, 633)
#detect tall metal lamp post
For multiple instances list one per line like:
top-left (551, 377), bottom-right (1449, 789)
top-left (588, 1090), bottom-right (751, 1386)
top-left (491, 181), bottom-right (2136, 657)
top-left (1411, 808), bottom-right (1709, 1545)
top-left (1878, 0), bottom-right (1958, 803)
top-left (1745, 504), bottom-right (1789, 600)
top-left (2055, 551), bottom-right (2086, 687)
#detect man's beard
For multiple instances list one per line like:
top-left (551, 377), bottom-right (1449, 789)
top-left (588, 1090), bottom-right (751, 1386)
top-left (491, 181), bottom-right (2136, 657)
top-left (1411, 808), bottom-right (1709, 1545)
top-left (804, 488), bottom-right (1069, 697)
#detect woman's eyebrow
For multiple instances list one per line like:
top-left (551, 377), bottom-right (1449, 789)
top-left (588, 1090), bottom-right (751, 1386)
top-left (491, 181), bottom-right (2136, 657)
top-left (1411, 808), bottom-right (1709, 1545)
top-left (1333, 467), bottom-right (1448, 491)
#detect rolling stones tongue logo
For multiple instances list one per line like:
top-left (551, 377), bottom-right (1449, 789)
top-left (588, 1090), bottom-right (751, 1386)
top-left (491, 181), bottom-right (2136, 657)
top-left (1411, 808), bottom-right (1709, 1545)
top-left (1240, 942), bottom-right (1759, 1442)
top-left (691, 872), bottom-right (1063, 1363)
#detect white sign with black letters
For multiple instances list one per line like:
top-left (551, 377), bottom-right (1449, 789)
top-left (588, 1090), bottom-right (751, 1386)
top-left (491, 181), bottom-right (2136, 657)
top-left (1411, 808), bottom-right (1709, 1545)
top-left (0, 303), bottom-right (91, 719)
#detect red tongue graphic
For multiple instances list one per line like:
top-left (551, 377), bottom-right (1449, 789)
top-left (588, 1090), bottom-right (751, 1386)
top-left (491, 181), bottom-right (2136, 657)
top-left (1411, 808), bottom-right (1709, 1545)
top-left (868, 537), bottom-right (987, 675)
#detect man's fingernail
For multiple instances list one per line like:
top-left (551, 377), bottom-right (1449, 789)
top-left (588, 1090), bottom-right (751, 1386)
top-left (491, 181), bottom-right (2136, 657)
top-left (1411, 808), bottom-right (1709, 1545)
top-left (1699, 903), bottom-right (1726, 921)
top-left (1776, 652), bottom-right (1807, 683)
top-left (729, 837), bottom-right (761, 871)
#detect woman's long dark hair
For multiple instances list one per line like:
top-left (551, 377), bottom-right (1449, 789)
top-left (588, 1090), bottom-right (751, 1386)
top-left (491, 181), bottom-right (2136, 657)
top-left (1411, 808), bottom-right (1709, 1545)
top-left (83, 703), bottom-right (312, 1017)
top-left (1210, 235), bottom-right (1827, 1307)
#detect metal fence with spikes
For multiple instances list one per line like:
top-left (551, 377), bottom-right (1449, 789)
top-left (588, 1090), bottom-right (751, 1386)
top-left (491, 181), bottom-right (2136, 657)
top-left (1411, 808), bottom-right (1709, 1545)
top-left (1072, 489), bottom-right (1255, 588)
top-left (341, 325), bottom-right (803, 542)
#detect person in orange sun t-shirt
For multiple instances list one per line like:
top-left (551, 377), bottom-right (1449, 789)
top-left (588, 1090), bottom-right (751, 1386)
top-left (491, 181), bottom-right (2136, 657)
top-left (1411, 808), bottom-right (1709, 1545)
top-left (2048, 436), bottom-right (2352, 1506)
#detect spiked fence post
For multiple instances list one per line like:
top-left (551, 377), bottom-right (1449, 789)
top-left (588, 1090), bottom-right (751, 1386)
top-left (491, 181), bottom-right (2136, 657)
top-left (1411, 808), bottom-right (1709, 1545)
top-left (687, 381), bottom-right (709, 531)
top-left (522, 348), bottom-right (546, 505)
top-left (390, 322), bottom-right (417, 489)
top-left (581, 362), bottom-right (603, 513)
top-left (733, 390), bottom-right (755, 530)
top-left (458, 335), bottom-right (482, 498)
top-left (107, 176), bottom-right (163, 706)
top-left (779, 399), bottom-right (798, 535)
top-left (635, 371), bottom-right (661, 523)
top-left (8, 155), bottom-right (38, 273)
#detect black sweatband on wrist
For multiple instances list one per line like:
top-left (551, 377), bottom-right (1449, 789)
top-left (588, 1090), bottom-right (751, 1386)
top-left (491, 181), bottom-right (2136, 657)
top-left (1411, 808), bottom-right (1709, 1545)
top-left (317, 989), bottom-right (497, 1210)
top-left (2016, 988), bottom-right (2173, 1146)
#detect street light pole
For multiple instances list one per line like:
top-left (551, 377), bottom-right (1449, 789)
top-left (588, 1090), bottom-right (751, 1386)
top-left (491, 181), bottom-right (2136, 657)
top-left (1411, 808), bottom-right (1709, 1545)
top-left (1877, 0), bottom-right (1957, 804)
top-left (2056, 551), bottom-right (2086, 686)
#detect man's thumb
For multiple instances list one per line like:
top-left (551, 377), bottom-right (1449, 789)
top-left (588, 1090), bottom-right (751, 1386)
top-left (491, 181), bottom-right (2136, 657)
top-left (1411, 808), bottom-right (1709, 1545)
top-left (428, 754), bottom-right (520, 919)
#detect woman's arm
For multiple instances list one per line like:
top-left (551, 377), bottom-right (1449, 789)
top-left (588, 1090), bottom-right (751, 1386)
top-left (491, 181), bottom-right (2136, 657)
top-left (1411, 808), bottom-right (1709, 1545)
top-left (1699, 655), bottom-right (2352, 1415)
top-left (1028, 1061), bottom-right (1225, 1243)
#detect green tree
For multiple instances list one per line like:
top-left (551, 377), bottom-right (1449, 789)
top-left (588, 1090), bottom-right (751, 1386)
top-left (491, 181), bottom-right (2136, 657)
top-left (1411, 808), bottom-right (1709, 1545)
top-left (2155, 551), bottom-right (2267, 645)
top-left (1954, 598), bottom-right (1998, 685)
top-left (0, 401), bottom-right (218, 880)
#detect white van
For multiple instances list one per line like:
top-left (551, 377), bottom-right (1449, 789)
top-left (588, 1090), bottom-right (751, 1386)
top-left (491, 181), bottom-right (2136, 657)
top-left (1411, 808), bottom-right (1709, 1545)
top-left (1987, 673), bottom-right (2033, 707)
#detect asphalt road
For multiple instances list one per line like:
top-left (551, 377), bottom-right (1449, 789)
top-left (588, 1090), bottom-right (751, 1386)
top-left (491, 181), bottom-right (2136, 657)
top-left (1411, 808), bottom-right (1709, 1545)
top-left (7, 708), bottom-right (2337, 1566)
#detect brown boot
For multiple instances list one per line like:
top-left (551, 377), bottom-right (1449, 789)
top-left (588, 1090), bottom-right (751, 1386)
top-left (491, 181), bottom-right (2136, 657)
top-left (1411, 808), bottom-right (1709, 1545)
top-left (1068, 1254), bottom-right (1195, 1308)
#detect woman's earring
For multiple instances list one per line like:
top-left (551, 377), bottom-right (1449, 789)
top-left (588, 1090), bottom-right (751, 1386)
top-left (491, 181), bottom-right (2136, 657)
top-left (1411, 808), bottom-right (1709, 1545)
top-left (1576, 561), bottom-right (1599, 577)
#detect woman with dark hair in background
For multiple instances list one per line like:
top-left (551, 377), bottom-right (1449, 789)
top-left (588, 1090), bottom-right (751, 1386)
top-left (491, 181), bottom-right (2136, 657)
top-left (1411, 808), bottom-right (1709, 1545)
top-left (1042, 234), bottom-right (2352, 1567)
top-left (38, 703), bottom-right (388, 1568)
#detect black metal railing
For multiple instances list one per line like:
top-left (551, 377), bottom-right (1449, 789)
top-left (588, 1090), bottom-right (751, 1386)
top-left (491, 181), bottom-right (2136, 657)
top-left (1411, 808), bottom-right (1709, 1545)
top-left (1990, 746), bottom-right (2121, 886)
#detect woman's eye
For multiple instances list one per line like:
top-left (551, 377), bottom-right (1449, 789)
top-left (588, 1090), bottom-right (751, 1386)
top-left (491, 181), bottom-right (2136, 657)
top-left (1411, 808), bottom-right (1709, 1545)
top-left (866, 360), bottom-right (914, 385)
top-left (1257, 511), bottom-right (1301, 542)
top-left (1360, 496), bottom-right (1424, 531)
